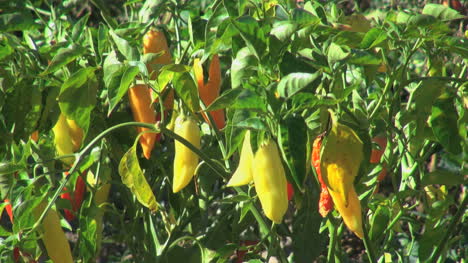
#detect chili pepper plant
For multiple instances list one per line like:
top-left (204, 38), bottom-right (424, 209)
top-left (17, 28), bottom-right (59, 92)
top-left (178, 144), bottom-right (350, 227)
top-left (0, 0), bottom-right (466, 262)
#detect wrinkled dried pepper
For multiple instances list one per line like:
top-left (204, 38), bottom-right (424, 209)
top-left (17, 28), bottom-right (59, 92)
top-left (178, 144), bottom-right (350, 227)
top-left (312, 135), bottom-right (333, 217)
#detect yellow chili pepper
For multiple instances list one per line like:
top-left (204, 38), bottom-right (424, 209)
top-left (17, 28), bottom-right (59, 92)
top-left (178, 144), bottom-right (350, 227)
top-left (227, 130), bottom-right (253, 187)
top-left (320, 110), bottom-right (364, 238)
top-left (87, 169), bottom-right (111, 256)
top-left (173, 115), bottom-right (201, 193)
top-left (52, 113), bottom-right (85, 164)
top-left (34, 202), bottom-right (74, 263)
top-left (66, 118), bottom-right (84, 152)
top-left (52, 114), bottom-right (75, 165)
top-left (253, 139), bottom-right (288, 224)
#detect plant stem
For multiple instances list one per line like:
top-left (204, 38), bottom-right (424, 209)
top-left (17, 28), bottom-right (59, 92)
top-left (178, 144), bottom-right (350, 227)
top-left (369, 76), bottom-right (392, 120)
top-left (429, 194), bottom-right (468, 263)
top-left (362, 212), bottom-right (377, 263)
top-left (327, 219), bottom-right (337, 263)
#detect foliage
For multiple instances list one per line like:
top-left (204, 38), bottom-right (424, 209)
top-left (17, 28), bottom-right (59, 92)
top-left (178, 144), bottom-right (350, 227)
top-left (0, 0), bottom-right (466, 262)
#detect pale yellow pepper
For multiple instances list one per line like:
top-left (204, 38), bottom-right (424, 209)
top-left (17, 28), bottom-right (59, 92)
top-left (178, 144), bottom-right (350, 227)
top-left (227, 130), bottom-right (253, 187)
top-left (253, 139), bottom-right (288, 224)
top-left (173, 115), bottom-right (201, 193)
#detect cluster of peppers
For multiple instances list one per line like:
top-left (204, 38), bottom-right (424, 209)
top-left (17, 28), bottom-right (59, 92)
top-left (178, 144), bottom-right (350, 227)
top-left (316, 111), bottom-right (365, 238)
top-left (227, 131), bottom-right (288, 224)
top-left (127, 28), bottom-right (225, 194)
top-left (3, 25), bottom-right (389, 263)
top-left (11, 115), bottom-right (86, 263)
top-left (5, 113), bottom-right (111, 262)
top-left (128, 29), bottom-right (376, 240)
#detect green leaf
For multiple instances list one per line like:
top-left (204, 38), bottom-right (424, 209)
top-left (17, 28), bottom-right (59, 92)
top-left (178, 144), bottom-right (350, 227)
top-left (291, 93), bottom-right (319, 111)
top-left (164, 245), bottom-right (201, 263)
top-left (3, 82), bottom-right (42, 139)
top-left (304, 1), bottom-right (328, 24)
top-left (270, 21), bottom-right (297, 42)
top-left (333, 31), bottom-right (364, 48)
top-left (41, 45), bottom-right (87, 75)
top-left (443, 37), bottom-right (468, 59)
top-left (104, 62), bottom-right (126, 115)
top-left (158, 64), bottom-right (188, 91)
top-left (173, 71), bottom-right (200, 113)
top-left (327, 42), bottom-right (350, 62)
top-left (225, 110), bottom-right (255, 158)
top-left (110, 30), bottom-right (139, 61)
top-left (0, 162), bottom-right (23, 199)
top-left (278, 117), bottom-right (308, 190)
top-left (360, 28), bottom-right (387, 49)
top-left (348, 50), bottom-right (382, 65)
top-left (118, 144), bottom-right (158, 212)
top-left (230, 89), bottom-right (266, 112)
top-left (107, 64), bottom-right (140, 115)
top-left (410, 14), bottom-right (438, 27)
top-left (121, 66), bottom-right (141, 93)
top-left (234, 117), bottom-right (268, 130)
top-left (206, 88), bottom-right (243, 111)
top-left (422, 4), bottom-right (465, 21)
top-left (277, 72), bottom-right (320, 99)
top-left (71, 14), bottom-right (90, 42)
top-left (231, 16), bottom-right (267, 61)
top-left (369, 206), bottom-right (391, 242)
top-left (59, 67), bottom-right (98, 135)
top-left (292, 200), bottom-right (326, 262)
top-left (231, 47), bottom-right (258, 89)
top-left (429, 95), bottom-right (462, 155)
top-left (97, 24), bottom-right (109, 59)
top-left (78, 207), bottom-right (98, 261)
top-left (0, 37), bottom-right (14, 60)
top-left (418, 224), bottom-right (444, 261)
top-left (292, 8), bottom-right (320, 25)
top-left (421, 170), bottom-right (466, 186)
top-left (0, 12), bottom-right (36, 32)
top-left (280, 52), bottom-right (318, 75)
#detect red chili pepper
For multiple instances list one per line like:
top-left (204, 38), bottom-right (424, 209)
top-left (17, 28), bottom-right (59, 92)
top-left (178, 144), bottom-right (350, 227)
top-left (236, 240), bottom-right (259, 263)
top-left (4, 199), bottom-right (13, 223)
top-left (61, 172), bottom-right (86, 221)
top-left (72, 176), bottom-right (86, 214)
top-left (370, 136), bottom-right (387, 182)
top-left (287, 182), bottom-right (294, 201)
top-left (13, 247), bottom-right (20, 262)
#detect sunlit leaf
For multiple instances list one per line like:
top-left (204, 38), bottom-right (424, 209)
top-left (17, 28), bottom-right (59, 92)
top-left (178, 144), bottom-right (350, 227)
top-left (118, 143), bottom-right (158, 212)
